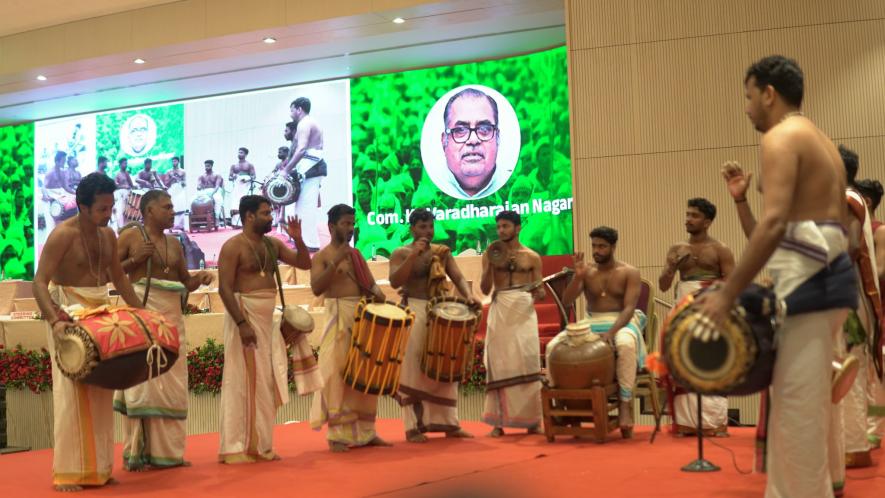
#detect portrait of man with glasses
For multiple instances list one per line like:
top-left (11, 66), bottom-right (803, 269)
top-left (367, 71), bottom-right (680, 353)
top-left (422, 86), bottom-right (518, 200)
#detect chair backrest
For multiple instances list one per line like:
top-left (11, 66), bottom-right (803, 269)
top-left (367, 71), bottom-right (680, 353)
top-left (542, 267), bottom-right (576, 329)
top-left (637, 279), bottom-right (656, 350)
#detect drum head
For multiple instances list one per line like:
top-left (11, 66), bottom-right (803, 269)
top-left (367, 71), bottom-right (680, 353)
top-left (364, 302), bottom-right (408, 320)
top-left (283, 305), bottom-right (314, 333)
top-left (431, 300), bottom-right (473, 322)
top-left (49, 201), bottom-right (63, 217)
top-left (56, 334), bottom-right (88, 377)
top-left (832, 354), bottom-right (859, 403)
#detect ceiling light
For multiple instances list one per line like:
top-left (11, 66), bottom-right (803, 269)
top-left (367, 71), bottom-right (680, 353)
top-left (392, 17), bottom-right (405, 24)
top-left (36, 75), bottom-right (47, 81)
top-left (263, 37), bottom-right (277, 44)
top-left (133, 58), bottom-right (146, 64)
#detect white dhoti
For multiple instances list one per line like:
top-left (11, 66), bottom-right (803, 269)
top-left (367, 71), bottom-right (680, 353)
top-left (198, 188), bottom-right (225, 223)
top-left (113, 280), bottom-right (188, 469)
top-left (114, 189), bottom-right (130, 229)
top-left (869, 347), bottom-right (885, 446)
top-left (482, 290), bottom-right (542, 429)
top-left (218, 289), bottom-right (289, 463)
top-left (228, 174), bottom-right (254, 227)
top-left (47, 285), bottom-right (114, 487)
top-left (310, 297), bottom-right (379, 446)
top-left (397, 298), bottom-right (460, 437)
top-left (293, 150), bottom-right (324, 248)
top-left (167, 183), bottom-right (188, 231)
top-left (585, 310), bottom-right (646, 402)
top-left (764, 221), bottom-right (852, 498)
top-left (673, 280), bottom-right (729, 435)
top-left (843, 285), bottom-right (874, 464)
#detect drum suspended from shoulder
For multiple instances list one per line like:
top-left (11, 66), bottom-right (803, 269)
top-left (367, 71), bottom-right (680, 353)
top-left (262, 171), bottom-right (302, 206)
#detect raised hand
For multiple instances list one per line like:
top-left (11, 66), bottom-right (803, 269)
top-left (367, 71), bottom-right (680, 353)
top-left (573, 252), bottom-right (587, 277)
top-left (284, 215), bottom-right (303, 240)
top-left (721, 161), bottom-right (752, 200)
top-left (414, 237), bottom-right (430, 255)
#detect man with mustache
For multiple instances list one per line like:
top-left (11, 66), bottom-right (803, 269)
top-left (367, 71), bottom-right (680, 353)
top-left (114, 189), bottom-right (214, 471)
top-left (309, 204), bottom-right (388, 452)
top-left (480, 210), bottom-right (546, 437)
top-left (562, 226), bottom-right (646, 437)
top-left (437, 88), bottom-right (505, 199)
top-left (216, 195), bottom-right (311, 463)
top-left (32, 172), bottom-right (144, 491)
top-left (658, 198), bottom-right (735, 437)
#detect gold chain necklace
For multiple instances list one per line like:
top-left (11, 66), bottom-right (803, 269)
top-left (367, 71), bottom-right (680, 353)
top-left (80, 228), bottom-right (103, 286)
top-left (151, 234), bottom-right (171, 273)
top-left (242, 234), bottom-right (269, 277)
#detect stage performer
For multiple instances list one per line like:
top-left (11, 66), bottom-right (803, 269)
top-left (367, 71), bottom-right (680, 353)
top-left (480, 210), bottom-right (545, 437)
top-left (42, 151), bottom-right (76, 233)
top-left (839, 145), bottom-right (881, 469)
top-left (272, 126), bottom-right (293, 231)
top-left (389, 208), bottom-right (479, 442)
top-left (698, 56), bottom-right (856, 498)
top-left (309, 204), bottom-right (389, 452)
top-left (228, 147), bottom-right (256, 227)
top-left (135, 158), bottom-right (164, 189)
top-left (32, 173), bottom-right (144, 491)
top-left (163, 156), bottom-right (187, 230)
top-left (114, 189), bottom-right (213, 470)
top-left (563, 226), bottom-right (646, 437)
top-left (659, 198), bottom-right (735, 437)
top-left (197, 160), bottom-right (225, 227)
top-left (216, 195), bottom-right (311, 463)
top-left (855, 178), bottom-right (885, 449)
top-left (284, 98), bottom-right (327, 251)
top-left (114, 158), bottom-right (135, 228)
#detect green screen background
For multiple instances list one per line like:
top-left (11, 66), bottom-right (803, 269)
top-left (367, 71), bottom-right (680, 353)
top-left (96, 104), bottom-right (185, 177)
top-left (350, 46), bottom-right (573, 258)
top-left (0, 123), bottom-right (35, 279)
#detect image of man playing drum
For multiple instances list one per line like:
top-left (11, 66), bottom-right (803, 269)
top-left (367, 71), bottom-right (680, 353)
top-left (197, 160), bottom-right (225, 227)
top-left (32, 172), bottom-right (144, 492)
top-left (114, 158), bottom-right (135, 229)
top-left (42, 150), bottom-right (77, 233)
top-left (309, 204), bottom-right (390, 452)
top-left (227, 147), bottom-right (256, 227)
top-left (389, 208), bottom-right (479, 443)
top-left (283, 98), bottom-right (327, 251)
top-left (562, 226), bottom-right (646, 437)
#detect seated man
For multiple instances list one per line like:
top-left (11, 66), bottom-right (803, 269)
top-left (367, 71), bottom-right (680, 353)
top-left (197, 160), bottom-right (225, 226)
top-left (562, 226), bottom-right (647, 436)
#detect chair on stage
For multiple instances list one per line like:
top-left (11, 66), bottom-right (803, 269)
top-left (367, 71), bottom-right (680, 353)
top-left (633, 278), bottom-right (663, 435)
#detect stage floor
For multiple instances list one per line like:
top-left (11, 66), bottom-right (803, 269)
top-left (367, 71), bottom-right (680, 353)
top-left (0, 421), bottom-right (881, 497)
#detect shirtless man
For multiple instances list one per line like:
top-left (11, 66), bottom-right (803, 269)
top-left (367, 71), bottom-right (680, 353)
top-left (32, 172), bottom-right (143, 491)
top-left (135, 158), bottom-right (165, 190)
top-left (562, 226), bottom-right (645, 435)
top-left (44, 151), bottom-right (73, 193)
top-left (309, 204), bottom-right (390, 452)
top-left (197, 160), bottom-right (225, 226)
top-left (216, 195), bottom-right (311, 463)
top-left (115, 190), bottom-right (213, 470)
top-left (480, 210), bottom-right (545, 437)
top-left (228, 147), bottom-right (256, 226)
top-left (272, 127), bottom-right (293, 229)
top-left (96, 156), bottom-right (110, 177)
top-left (114, 158), bottom-right (135, 228)
top-left (66, 156), bottom-right (82, 189)
top-left (698, 55), bottom-right (855, 498)
top-left (284, 98), bottom-right (327, 250)
top-left (389, 208), bottom-right (478, 442)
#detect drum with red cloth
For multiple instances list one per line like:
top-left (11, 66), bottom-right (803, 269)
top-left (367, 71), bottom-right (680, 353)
top-left (54, 307), bottom-right (180, 389)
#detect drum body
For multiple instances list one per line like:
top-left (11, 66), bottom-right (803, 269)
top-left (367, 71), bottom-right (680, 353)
top-left (189, 193), bottom-right (216, 231)
top-left (662, 284), bottom-right (778, 396)
top-left (343, 300), bottom-right (414, 395)
top-left (55, 307), bottom-right (180, 389)
top-left (262, 172), bottom-right (301, 206)
top-left (124, 190), bottom-right (147, 223)
top-left (46, 191), bottom-right (78, 222)
top-left (281, 305), bottom-right (314, 343)
top-left (547, 321), bottom-right (615, 409)
top-left (422, 296), bottom-right (480, 382)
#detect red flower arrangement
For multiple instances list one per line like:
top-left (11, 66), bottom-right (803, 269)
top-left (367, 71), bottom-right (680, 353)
top-left (186, 338), bottom-right (224, 394)
top-left (460, 338), bottom-right (487, 393)
top-left (0, 344), bottom-right (53, 393)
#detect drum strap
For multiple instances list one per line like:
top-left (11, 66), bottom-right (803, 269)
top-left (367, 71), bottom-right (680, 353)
top-left (264, 237), bottom-right (286, 311)
top-left (123, 223), bottom-right (152, 307)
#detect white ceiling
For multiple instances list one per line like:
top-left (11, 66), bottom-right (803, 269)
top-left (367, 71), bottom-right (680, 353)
top-left (0, 0), bottom-right (565, 124)
top-left (0, 0), bottom-right (181, 36)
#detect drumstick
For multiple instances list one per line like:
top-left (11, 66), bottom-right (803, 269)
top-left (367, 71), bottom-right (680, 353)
top-left (369, 320), bottom-right (394, 395)
top-left (344, 305), bottom-right (370, 390)
top-left (441, 320), bottom-right (452, 383)
top-left (390, 317), bottom-right (413, 393)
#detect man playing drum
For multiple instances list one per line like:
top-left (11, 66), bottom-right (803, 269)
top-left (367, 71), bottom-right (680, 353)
top-left (271, 126), bottom-right (294, 231)
top-left (114, 189), bottom-right (214, 471)
top-left (309, 204), bottom-right (390, 452)
top-left (228, 147), bottom-right (256, 227)
top-left (659, 198), bottom-right (735, 437)
top-left (563, 226), bottom-right (646, 437)
top-left (698, 56), bottom-right (856, 498)
top-left (197, 160), bottom-right (225, 227)
top-left (284, 98), bottom-right (327, 251)
top-left (389, 208), bottom-right (479, 442)
top-left (42, 151), bottom-right (77, 233)
top-left (163, 156), bottom-right (187, 231)
top-left (32, 172), bottom-right (144, 492)
top-left (114, 158), bottom-right (135, 229)
top-left (480, 210), bottom-right (546, 437)
top-left (216, 195), bottom-right (311, 463)
top-left (135, 158), bottom-right (165, 190)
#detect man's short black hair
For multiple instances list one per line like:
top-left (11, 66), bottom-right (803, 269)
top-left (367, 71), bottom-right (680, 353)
top-left (118, 157), bottom-right (128, 165)
top-left (409, 208), bottom-right (434, 226)
top-left (139, 189), bottom-right (171, 217)
top-left (54, 150), bottom-right (67, 164)
top-left (285, 121), bottom-right (297, 133)
top-left (239, 147), bottom-right (249, 155)
top-left (744, 55), bottom-right (804, 107)
top-left (687, 197), bottom-right (717, 221)
top-left (204, 159), bottom-right (214, 167)
top-left (144, 158), bottom-right (152, 166)
top-left (839, 144), bottom-right (859, 185)
top-left (443, 87), bottom-right (499, 127)
top-left (291, 97), bottom-right (311, 114)
top-left (76, 172), bottom-right (116, 209)
top-left (327, 204), bottom-right (356, 225)
top-left (239, 195), bottom-right (270, 220)
top-left (590, 226), bottom-right (618, 245)
top-left (97, 156), bottom-right (108, 165)
top-left (856, 178), bottom-right (884, 211)
top-left (495, 210), bottom-right (520, 226)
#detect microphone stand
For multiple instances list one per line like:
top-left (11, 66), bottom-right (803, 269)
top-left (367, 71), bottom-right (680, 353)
top-left (681, 393), bottom-right (720, 472)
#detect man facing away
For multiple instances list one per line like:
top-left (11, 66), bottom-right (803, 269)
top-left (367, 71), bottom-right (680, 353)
top-left (309, 204), bottom-right (390, 452)
top-left (32, 172), bottom-right (144, 491)
top-left (114, 189), bottom-right (213, 471)
top-left (563, 226), bottom-right (646, 437)
top-left (659, 198), bottom-right (735, 437)
top-left (698, 55), bottom-right (856, 498)
top-left (480, 210), bottom-right (546, 437)
top-left (389, 208), bottom-right (479, 442)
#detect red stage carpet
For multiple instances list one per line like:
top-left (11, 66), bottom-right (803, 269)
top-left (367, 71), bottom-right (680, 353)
top-left (0, 421), bottom-right (881, 497)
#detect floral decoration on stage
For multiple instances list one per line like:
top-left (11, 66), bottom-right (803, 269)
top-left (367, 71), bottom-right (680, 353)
top-left (0, 344), bottom-right (52, 393)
